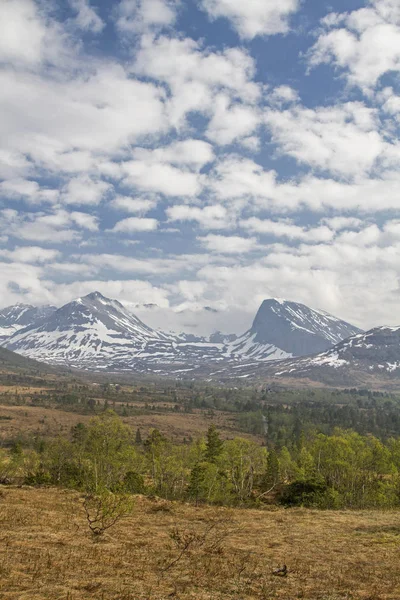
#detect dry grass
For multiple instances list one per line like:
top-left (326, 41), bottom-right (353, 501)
top-left (1, 486), bottom-right (400, 599)
top-left (0, 403), bottom-right (262, 444)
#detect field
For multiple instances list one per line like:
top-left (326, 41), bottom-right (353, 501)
top-left (0, 402), bottom-right (263, 444)
top-left (1, 486), bottom-right (400, 600)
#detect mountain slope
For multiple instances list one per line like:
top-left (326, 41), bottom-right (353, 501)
top-left (0, 304), bottom-right (57, 343)
top-left (222, 299), bottom-right (362, 361)
top-left (218, 326), bottom-right (400, 389)
top-left (0, 346), bottom-right (59, 374)
top-left (4, 293), bottom-right (363, 375)
top-left (6, 292), bottom-right (175, 369)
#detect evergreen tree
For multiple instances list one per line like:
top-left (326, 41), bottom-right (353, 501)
top-left (187, 462), bottom-right (206, 505)
top-left (135, 428), bottom-right (143, 445)
top-left (204, 424), bottom-right (224, 463)
top-left (261, 449), bottom-right (280, 491)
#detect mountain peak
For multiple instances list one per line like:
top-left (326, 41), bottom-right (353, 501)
top-left (81, 291), bottom-right (108, 302)
top-left (250, 298), bottom-right (362, 356)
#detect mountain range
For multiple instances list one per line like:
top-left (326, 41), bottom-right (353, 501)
top-left (0, 292), bottom-right (365, 381)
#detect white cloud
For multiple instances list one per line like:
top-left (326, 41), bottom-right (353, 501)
top-left (0, 0), bottom-right (47, 65)
top-left (115, 0), bottom-right (179, 33)
top-left (132, 139), bottom-right (215, 170)
top-left (206, 95), bottom-right (260, 145)
top-left (61, 176), bottom-right (112, 206)
top-left (241, 218), bottom-right (334, 243)
top-left (321, 216), bottom-right (364, 231)
top-left (110, 217), bottom-right (159, 233)
top-left (166, 205), bottom-right (232, 230)
top-left (133, 36), bottom-right (260, 132)
top-left (199, 234), bottom-right (258, 253)
top-left (269, 85), bottom-right (299, 106)
top-left (111, 195), bottom-right (157, 214)
top-left (308, 0), bottom-right (400, 90)
top-left (0, 178), bottom-right (58, 204)
top-left (121, 161), bottom-right (202, 197)
top-left (69, 211), bottom-right (99, 231)
top-left (0, 208), bottom-right (96, 243)
top-left (200, 0), bottom-right (300, 39)
top-left (69, 0), bottom-right (105, 33)
top-left (209, 155), bottom-right (400, 213)
top-left (0, 65), bottom-right (167, 181)
top-left (265, 102), bottom-right (386, 178)
top-left (0, 246), bottom-right (60, 264)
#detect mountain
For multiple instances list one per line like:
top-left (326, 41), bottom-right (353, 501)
top-left (217, 299), bottom-right (362, 363)
top-left (258, 326), bottom-right (400, 386)
top-left (0, 346), bottom-right (60, 374)
top-left (0, 303), bottom-right (56, 343)
top-left (4, 292), bottom-right (362, 376)
top-left (6, 292), bottom-right (175, 369)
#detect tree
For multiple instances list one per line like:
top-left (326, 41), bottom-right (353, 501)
top-left (83, 491), bottom-right (134, 536)
top-left (83, 410), bottom-right (136, 492)
top-left (204, 425), bottom-right (223, 463)
top-left (187, 463), bottom-right (207, 505)
top-left (261, 449), bottom-right (280, 493)
top-left (135, 428), bottom-right (142, 446)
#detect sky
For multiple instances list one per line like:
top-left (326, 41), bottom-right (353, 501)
top-left (1, 0), bottom-right (400, 336)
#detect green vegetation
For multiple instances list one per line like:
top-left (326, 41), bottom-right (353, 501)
top-left (2, 409), bottom-right (400, 509)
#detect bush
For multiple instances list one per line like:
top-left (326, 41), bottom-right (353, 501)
top-left (279, 477), bottom-right (328, 507)
top-left (83, 491), bottom-right (134, 536)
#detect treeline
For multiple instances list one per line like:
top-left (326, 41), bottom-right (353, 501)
top-left (2, 411), bottom-right (400, 509)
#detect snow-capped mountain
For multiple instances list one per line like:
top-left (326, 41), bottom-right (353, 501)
top-left (267, 326), bottom-right (400, 380)
top-left (6, 292), bottom-right (174, 368)
top-left (0, 303), bottom-right (57, 343)
top-left (4, 292), bottom-right (362, 375)
top-left (240, 299), bottom-right (362, 358)
top-left (208, 299), bottom-right (362, 365)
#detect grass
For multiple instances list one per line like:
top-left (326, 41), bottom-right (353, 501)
top-left (1, 486), bottom-right (400, 599)
top-left (0, 403), bottom-right (263, 444)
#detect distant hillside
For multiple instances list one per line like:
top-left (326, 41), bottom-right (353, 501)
top-left (0, 346), bottom-right (60, 374)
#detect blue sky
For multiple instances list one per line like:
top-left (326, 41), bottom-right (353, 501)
top-left (1, 0), bottom-right (400, 335)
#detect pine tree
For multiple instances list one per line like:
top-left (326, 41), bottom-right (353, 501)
top-left (187, 463), bottom-right (206, 505)
top-left (204, 424), bottom-right (223, 463)
top-left (135, 428), bottom-right (142, 445)
top-left (261, 449), bottom-right (280, 491)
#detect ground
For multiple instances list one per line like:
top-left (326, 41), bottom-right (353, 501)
top-left (1, 486), bottom-right (400, 599)
top-left (0, 402), bottom-right (263, 444)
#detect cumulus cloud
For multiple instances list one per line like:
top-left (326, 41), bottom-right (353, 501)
top-left (206, 95), bottom-right (260, 145)
top-left (265, 102), bottom-right (387, 178)
top-left (0, 246), bottom-right (61, 264)
top-left (115, 0), bottom-right (179, 33)
top-left (198, 234), bottom-right (258, 253)
top-left (200, 0), bottom-right (300, 39)
top-left (166, 205), bottom-right (232, 230)
top-left (61, 176), bottom-right (113, 206)
top-left (111, 195), bottom-right (157, 214)
top-left (110, 217), bottom-right (159, 233)
top-left (69, 0), bottom-right (105, 33)
top-left (308, 0), bottom-right (400, 89)
top-left (0, 208), bottom-right (96, 243)
top-left (0, 0), bottom-right (48, 65)
top-left (241, 218), bottom-right (334, 243)
top-left (0, 178), bottom-right (58, 204)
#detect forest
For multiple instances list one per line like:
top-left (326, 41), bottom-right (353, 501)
top-left (2, 409), bottom-right (400, 510)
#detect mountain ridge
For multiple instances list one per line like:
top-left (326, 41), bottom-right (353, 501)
top-left (4, 291), bottom-right (363, 374)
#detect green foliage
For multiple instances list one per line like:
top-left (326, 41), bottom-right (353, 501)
top-left (204, 424), bottom-right (224, 463)
top-left (83, 491), bottom-right (134, 536)
top-left (5, 409), bottom-right (400, 510)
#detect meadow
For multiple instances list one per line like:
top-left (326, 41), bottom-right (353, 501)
top-left (1, 486), bottom-right (400, 600)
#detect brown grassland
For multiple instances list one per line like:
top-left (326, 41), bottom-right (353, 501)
top-left (0, 403), bottom-right (263, 444)
top-left (1, 486), bottom-right (400, 600)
